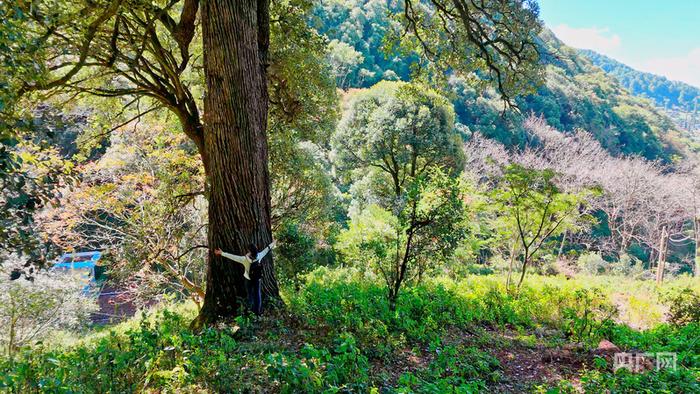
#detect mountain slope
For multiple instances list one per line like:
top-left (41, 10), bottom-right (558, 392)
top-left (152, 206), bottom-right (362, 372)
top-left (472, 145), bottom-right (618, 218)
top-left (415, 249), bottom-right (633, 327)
top-left (580, 50), bottom-right (700, 112)
top-left (581, 50), bottom-right (700, 134)
top-left (455, 28), bottom-right (685, 161)
top-left (314, 1), bottom-right (691, 161)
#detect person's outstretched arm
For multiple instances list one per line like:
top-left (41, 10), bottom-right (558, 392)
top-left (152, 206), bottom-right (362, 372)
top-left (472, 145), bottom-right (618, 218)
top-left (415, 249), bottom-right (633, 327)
top-left (214, 248), bottom-right (246, 264)
top-left (255, 240), bottom-right (276, 261)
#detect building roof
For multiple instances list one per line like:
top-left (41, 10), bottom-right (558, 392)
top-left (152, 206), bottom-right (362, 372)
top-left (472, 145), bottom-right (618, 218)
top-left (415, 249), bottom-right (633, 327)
top-left (53, 251), bottom-right (102, 269)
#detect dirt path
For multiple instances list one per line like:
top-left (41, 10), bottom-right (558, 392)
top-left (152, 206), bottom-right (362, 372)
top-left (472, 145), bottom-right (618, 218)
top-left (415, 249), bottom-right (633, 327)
top-left (374, 327), bottom-right (590, 392)
top-left (487, 330), bottom-right (585, 393)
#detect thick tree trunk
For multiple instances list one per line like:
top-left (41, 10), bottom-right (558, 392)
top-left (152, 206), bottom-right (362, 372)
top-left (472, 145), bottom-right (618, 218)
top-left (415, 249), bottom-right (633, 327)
top-left (196, 0), bottom-right (280, 325)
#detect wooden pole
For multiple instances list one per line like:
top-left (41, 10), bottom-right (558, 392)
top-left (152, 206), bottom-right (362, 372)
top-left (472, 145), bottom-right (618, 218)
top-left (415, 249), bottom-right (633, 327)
top-left (695, 217), bottom-right (700, 277)
top-left (557, 230), bottom-right (567, 260)
top-left (656, 226), bottom-right (668, 285)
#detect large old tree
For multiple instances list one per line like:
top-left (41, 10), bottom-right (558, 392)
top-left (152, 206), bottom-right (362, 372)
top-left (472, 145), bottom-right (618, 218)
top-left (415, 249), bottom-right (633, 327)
top-left (5, 0), bottom-right (542, 323)
top-left (10, 0), bottom-right (279, 324)
top-left (198, 0), bottom-right (276, 322)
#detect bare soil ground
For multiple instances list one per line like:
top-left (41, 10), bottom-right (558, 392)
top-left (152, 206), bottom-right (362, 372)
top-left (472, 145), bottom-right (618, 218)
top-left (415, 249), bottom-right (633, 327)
top-left (488, 329), bottom-right (586, 393)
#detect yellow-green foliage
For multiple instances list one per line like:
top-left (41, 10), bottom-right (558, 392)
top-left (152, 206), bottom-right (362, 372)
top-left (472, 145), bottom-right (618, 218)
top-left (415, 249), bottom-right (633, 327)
top-left (452, 273), bottom-right (700, 329)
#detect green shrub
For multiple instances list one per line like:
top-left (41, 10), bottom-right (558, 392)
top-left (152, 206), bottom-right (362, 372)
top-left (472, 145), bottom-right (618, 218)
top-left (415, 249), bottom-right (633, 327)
top-left (608, 254), bottom-right (644, 277)
top-left (580, 367), bottom-right (700, 393)
top-left (603, 323), bottom-right (700, 369)
top-left (577, 253), bottom-right (644, 277)
top-left (666, 288), bottom-right (700, 326)
top-left (577, 252), bottom-right (607, 275)
top-left (0, 309), bottom-right (264, 393)
top-left (275, 221), bottom-right (334, 289)
top-left (465, 264), bottom-right (495, 276)
top-left (561, 288), bottom-right (617, 342)
top-left (266, 334), bottom-right (369, 393)
top-left (396, 345), bottom-right (499, 393)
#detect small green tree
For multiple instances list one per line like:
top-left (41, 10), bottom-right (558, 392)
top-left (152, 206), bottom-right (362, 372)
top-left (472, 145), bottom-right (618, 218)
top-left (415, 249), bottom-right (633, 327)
top-left (337, 169), bottom-right (466, 309)
top-left (327, 39), bottom-right (364, 89)
top-left (492, 164), bottom-right (588, 293)
top-left (332, 82), bottom-right (466, 308)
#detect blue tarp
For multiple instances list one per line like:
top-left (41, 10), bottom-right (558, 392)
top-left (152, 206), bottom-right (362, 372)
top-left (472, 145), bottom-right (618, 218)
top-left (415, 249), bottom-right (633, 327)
top-left (54, 251), bottom-right (102, 268)
top-left (52, 251), bottom-right (103, 294)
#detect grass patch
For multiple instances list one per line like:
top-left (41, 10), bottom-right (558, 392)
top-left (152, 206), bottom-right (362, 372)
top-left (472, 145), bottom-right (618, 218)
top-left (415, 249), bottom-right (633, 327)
top-left (1, 269), bottom-right (698, 393)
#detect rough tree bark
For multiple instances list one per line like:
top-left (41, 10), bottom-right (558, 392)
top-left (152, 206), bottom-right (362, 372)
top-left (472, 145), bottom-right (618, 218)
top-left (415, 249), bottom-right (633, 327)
top-left (196, 0), bottom-right (280, 325)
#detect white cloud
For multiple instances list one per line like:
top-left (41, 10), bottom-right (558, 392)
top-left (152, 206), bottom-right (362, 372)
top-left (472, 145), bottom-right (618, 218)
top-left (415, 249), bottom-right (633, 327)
top-left (551, 24), bottom-right (700, 88)
top-left (634, 48), bottom-right (700, 88)
top-left (551, 24), bottom-right (621, 55)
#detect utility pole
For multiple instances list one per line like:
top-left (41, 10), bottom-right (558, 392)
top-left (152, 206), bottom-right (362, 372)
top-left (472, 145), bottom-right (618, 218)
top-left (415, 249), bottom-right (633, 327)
top-left (656, 226), bottom-right (668, 285)
top-left (695, 217), bottom-right (700, 277)
top-left (693, 178), bottom-right (700, 277)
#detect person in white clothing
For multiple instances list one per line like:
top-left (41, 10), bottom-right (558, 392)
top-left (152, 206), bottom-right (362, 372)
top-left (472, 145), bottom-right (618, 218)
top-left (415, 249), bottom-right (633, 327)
top-left (214, 240), bottom-right (276, 315)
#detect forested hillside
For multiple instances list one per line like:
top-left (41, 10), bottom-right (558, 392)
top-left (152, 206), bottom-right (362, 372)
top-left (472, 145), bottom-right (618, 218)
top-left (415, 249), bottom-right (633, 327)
top-left (581, 49), bottom-right (700, 133)
top-left (1, 1), bottom-right (699, 392)
top-left (581, 49), bottom-right (700, 112)
top-left (315, 2), bottom-right (688, 160)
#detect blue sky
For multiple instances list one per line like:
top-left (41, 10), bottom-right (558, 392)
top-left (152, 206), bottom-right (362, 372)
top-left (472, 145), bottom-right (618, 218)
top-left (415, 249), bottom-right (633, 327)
top-left (539, 0), bottom-right (700, 87)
